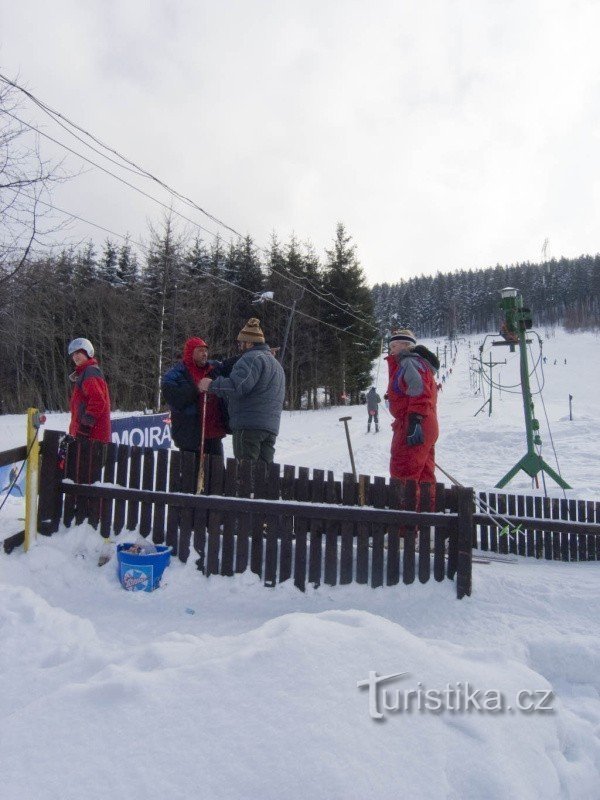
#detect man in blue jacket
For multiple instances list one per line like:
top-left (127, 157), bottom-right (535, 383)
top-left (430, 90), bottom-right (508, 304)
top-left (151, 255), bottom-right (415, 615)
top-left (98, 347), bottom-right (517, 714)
top-left (199, 318), bottom-right (285, 464)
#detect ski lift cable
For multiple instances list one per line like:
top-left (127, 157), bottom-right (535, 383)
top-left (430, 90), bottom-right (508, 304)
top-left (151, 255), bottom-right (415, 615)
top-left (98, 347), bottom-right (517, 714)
top-left (1, 74), bottom-right (375, 328)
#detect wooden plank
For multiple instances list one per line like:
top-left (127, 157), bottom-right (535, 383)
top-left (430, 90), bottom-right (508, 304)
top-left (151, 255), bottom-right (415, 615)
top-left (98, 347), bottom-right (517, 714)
top-left (446, 486), bottom-right (459, 580)
top-left (219, 458), bottom-right (238, 577)
top-left (552, 498), bottom-right (561, 561)
top-left (433, 480), bottom-right (446, 583)
top-left (112, 444), bottom-right (129, 536)
top-left (568, 499), bottom-right (578, 562)
top-left (126, 446), bottom-right (142, 531)
top-left (293, 466), bottom-right (310, 591)
top-left (250, 461), bottom-right (268, 578)
top-left (516, 494), bottom-right (526, 556)
top-left (165, 450), bottom-right (182, 556)
top-left (560, 498), bottom-right (570, 561)
top-left (152, 448), bottom-right (168, 546)
top-left (178, 451), bottom-right (196, 563)
top-left (479, 491), bottom-right (489, 551)
top-left (308, 468), bottom-right (325, 587)
top-left (74, 439), bottom-right (92, 526)
top-left (588, 502), bottom-right (597, 560)
top-left (235, 460), bottom-right (253, 574)
top-left (323, 470), bottom-right (339, 587)
top-left (0, 445), bottom-right (27, 468)
top-left (543, 497), bottom-right (552, 559)
top-left (205, 454), bottom-right (225, 573)
top-left (38, 430), bottom-right (64, 535)
top-left (456, 487), bottom-right (473, 599)
top-left (497, 494), bottom-right (508, 555)
top-left (87, 441), bottom-right (105, 530)
top-left (418, 483), bottom-right (432, 584)
top-left (263, 462), bottom-right (281, 587)
top-left (278, 465), bottom-right (296, 584)
top-left (342, 473), bottom-right (359, 584)
top-left (534, 495), bottom-right (544, 558)
top-left (402, 480), bottom-right (417, 584)
top-left (488, 492), bottom-right (498, 552)
top-left (100, 443), bottom-right (117, 539)
top-left (577, 500), bottom-right (587, 561)
top-left (386, 479), bottom-right (402, 586)
top-left (139, 448), bottom-right (155, 539)
top-left (63, 439), bottom-right (78, 528)
top-left (525, 495), bottom-right (534, 557)
top-left (371, 476), bottom-right (386, 588)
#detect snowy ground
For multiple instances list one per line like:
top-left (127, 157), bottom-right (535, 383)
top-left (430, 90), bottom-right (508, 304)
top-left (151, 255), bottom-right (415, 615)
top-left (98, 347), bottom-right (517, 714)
top-left (0, 327), bottom-right (599, 799)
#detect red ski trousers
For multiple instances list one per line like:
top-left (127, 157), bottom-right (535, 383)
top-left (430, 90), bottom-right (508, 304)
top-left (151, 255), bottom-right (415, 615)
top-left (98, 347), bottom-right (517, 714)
top-left (390, 414), bottom-right (438, 510)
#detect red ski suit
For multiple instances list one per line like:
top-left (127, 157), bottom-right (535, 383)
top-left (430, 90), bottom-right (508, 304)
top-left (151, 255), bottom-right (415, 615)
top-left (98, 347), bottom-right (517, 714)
top-left (68, 358), bottom-right (112, 443)
top-left (386, 350), bottom-right (438, 501)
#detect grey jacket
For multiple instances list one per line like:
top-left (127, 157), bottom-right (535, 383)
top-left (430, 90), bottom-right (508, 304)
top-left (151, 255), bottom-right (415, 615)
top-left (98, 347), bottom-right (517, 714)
top-left (209, 344), bottom-right (285, 435)
top-left (366, 388), bottom-right (381, 411)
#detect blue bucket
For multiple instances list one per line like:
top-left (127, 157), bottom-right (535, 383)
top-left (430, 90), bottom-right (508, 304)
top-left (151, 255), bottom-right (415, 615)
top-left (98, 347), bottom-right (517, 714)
top-left (116, 544), bottom-right (172, 592)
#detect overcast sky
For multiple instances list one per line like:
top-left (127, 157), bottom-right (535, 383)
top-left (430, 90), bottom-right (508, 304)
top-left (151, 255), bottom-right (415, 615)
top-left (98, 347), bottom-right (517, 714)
top-left (2, 0), bottom-right (600, 285)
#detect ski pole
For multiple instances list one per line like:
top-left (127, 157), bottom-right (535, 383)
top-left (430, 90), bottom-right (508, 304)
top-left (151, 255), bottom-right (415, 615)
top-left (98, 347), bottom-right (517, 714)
top-left (339, 416), bottom-right (357, 481)
top-left (196, 392), bottom-right (208, 494)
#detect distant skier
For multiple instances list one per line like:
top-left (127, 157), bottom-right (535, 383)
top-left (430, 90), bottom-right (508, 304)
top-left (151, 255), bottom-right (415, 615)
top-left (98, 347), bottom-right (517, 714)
top-left (366, 387), bottom-right (381, 433)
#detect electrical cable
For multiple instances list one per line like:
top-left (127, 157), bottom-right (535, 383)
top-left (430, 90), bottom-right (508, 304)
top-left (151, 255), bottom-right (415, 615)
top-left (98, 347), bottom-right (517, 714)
top-left (1, 74), bottom-right (378, 330)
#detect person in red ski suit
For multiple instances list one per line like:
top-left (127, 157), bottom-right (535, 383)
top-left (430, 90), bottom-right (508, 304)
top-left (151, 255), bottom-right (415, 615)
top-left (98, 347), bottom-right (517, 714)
top-left (161, 337), bottom-right (228, 458)
top-left (386, 329), bottom-right (439, 506)
top-left (67, 337), bottom-right (112, 443)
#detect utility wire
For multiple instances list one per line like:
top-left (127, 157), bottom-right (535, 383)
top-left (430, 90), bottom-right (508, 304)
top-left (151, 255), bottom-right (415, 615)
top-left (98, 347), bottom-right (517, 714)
top-left (1, 73), bottom-right (377, 329)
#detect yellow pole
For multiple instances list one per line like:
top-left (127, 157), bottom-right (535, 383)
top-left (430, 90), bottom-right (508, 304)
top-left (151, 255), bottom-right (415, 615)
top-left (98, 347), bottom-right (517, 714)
top-left (24, 408), bottom-right (42, 553)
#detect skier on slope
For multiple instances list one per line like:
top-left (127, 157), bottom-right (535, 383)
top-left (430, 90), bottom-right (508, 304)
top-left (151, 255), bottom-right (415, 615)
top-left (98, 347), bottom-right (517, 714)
top-left (366, 386), bottom-right (381, 432)
top-left (386, 328), bottom-right (439, 506)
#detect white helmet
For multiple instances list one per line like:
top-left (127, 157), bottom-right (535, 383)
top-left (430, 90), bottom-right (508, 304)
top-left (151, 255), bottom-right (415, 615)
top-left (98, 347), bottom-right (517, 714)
top-left (68, 337), bottom-right (94, 358)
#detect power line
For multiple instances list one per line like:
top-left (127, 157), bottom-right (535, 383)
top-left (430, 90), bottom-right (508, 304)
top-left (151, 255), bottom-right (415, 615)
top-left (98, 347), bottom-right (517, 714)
top-left (1, 73), bottom-right (377, 329)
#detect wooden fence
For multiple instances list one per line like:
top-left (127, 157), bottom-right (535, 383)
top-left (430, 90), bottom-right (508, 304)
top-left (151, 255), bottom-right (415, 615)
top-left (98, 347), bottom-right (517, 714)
top-left (36, 430), bottom-right (474, 598)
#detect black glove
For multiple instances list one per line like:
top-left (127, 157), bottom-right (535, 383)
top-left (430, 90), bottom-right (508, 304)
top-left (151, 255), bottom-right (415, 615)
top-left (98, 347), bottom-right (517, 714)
top-left (77, 425), bottom-right (92, 440)
top-left (58, 434), bottom-right (76, 470)
top-left (406, 414), bottom-right (424, 446)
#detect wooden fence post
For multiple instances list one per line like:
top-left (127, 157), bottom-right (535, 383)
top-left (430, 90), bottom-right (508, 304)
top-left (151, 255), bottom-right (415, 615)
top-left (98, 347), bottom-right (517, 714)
top-left (37, 430), bottom-right (64, 536)
top-left (456, 486), bottom-right (474, 599)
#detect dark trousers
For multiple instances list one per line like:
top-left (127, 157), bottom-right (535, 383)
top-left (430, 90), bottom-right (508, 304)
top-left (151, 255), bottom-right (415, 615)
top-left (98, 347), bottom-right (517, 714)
top-left (232, 429), bottom-right (277, 464)
top-left (367, 410), bottom-right (379, 429)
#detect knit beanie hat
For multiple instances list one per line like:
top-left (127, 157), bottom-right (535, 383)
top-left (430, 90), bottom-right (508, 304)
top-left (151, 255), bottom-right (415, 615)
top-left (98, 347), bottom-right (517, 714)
top-left (389, 328), bottom-right (416, 345)
top-left (237, 318), bottom-right (265, 344)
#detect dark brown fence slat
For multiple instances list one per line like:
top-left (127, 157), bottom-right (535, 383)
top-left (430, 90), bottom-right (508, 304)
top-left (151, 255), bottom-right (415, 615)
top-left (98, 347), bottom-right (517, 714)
top-left (63, 441), bottom-right (77, 527)
top-left (126, 446), bottom-right (142, 531)
top-left (250, 461), bottom-right (268, 578)
top-left (588, 502), bottom-right (597, 560)
top-left (387, 479), bottom-right (402, 586)
top-left (323, 470), bottom-right (339, 587)
top-left (479, 491), bottom-right (488, 551)
top-left (534, 495), bottom-right (543, 558)
top-left (308, 469), bottom-right (325, 587)
top-left (235, 460), bottom-right (253, 574)
top-left (497, 494), bottom-right (508, 555)
top-left (488, 492), bottom-right (498, 552)
top-left (293, 467), bottom-right (310, 591)
top-left (433, 481), bottom-right (446, 583)
top-left (551, 498), bottom-right (561, 561)
top-left (525, 495), bottom-right (534, 557)
top-left (516, 494), bottom-right (526, 556)
top-left (542, 497), bottom-right (552, 559)
top-left (342, 473), bottom-right (359, 584)
top-left (178, 451), bottom-right (196, 564)
top-left (74, 439), bottom-right (92, 526)
top-left (0, 445), bottom-right (27, 468)
top-left (152, 448), bottom-right (168, 545)
top-left (278, 465), bottom-right (295, 584)
top-left (559, 498), bottom-right (569, 561)
top-left (507, 494), bottom-right (517, 555)
top-left (205, 455), bottom-right (225, 573)
top-left (456, 487), bottom-right (474, 599)
top-left (263, 462), bottom-right (281, 587)
top-left (418, 483), bottom-right (432, 584)
top-left (165, 450), bottom-right (181, 557)
top-left (100, 443), bottom-right (117, 539)
top-left (402, 480), bottom-right (417, 585)
top-left (87, 441), bottom-right (105, 530)
top-left (577, 500), bottom-right (587, 561)
top-left (446, 486), bottom-right (459, 579)
top-left (38, 431), bottom-right (64, 535)
top-left (112, 444), bottom-right (129, 535)
top-left (219, 458), bottom-right (238, 576)
top-left (568, 499), bottom-right (578, 562)
top-left (371, 476), bottom-right (386, 588)
top-left (139, 448), bottom-right (155, 538)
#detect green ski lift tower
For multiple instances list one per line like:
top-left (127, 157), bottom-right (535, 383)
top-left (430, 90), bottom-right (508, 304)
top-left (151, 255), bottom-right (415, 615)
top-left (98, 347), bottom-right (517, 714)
top-left (493, 287), bottom-right (570, 490)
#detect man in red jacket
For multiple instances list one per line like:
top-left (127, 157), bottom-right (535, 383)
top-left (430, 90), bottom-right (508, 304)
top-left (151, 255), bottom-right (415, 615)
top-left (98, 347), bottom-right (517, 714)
top-left (68, 337), bottom-right (112, 443)
top-left (386, 329), bottom-right (439, 506)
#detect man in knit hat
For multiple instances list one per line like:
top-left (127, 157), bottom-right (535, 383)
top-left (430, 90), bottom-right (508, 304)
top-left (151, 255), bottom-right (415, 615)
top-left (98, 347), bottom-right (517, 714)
top-left (386, 328), bottom-right (440, 506)
top-left (162, 337), bottom-right (228, 457)
top-left (199, 318), bottom-right (285, 464)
